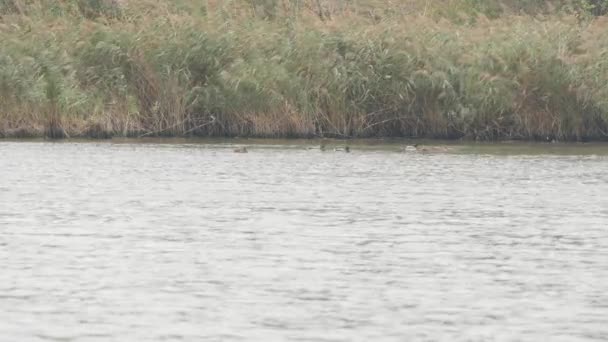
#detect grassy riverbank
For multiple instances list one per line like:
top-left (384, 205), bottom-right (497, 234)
top-left (2, 0), bottom-right (608, 141)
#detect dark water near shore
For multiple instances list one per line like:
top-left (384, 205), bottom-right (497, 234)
top-left (1, 140), bottom-right (608, 341)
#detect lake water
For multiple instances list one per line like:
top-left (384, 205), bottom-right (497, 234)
top-left (1, 140), bottom-right (608, 341)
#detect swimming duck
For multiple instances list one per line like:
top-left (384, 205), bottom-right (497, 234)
top-left (417, 145), bottom-right (450, 153)
top-left (233, 146), bottom-right (248, 153)
top-left (334, 146), bottom-right (350, 153)
top-left (402, 144), bottom-right (419, 152)
top-left (402, 144), bottom-right (451, 153)
top-left (306, 143), bottom-right (327, 151)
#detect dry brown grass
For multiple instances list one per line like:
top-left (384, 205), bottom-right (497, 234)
top-left (1, 0), bottom-right (608, 140)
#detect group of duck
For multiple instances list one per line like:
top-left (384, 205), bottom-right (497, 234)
top-left (233, 145), bottom-right (349, 153)
top-left (233, 144), bottom-right (450, 153)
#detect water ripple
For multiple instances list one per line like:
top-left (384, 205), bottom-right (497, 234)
top-left (1, 142), bottom-right (607, 341)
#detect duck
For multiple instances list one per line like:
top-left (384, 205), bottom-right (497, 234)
top-left (334, 146), bottom-right (350, 153)
top-left (306, 143), bottom-right (327, 151)
top-left (417, 145), bottom-right (451, 153)
top-left (233, 146), bottom-right (248, 153)
top-left (402, 144), bottom-right (451, 153)
top-left (402, 144), bottom-right (419, 152)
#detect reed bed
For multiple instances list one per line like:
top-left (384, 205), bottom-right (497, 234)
top-left (1, 0), bottom-right (608, 141)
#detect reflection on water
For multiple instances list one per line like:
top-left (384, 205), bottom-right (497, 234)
top-left (1, 141), bottom-right (608, 341)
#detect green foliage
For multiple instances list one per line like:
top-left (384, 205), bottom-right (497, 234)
top-left (578, 0), bottom-right (608, 15)
top-left (76, 0), bottom-right (122, 19)
top-left (1, 0), bottom-right (608, 140)
top-left (0, 0), bottom-right (22, 14)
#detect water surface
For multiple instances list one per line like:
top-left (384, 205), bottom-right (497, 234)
top-left (1, 141), bottom-right (608, 341)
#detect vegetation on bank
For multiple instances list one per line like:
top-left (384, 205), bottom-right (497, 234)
top-left (1, 0), bottom-right (608, 141)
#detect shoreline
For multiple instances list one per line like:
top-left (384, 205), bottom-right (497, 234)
top-left (1, 130), bottom-right (607, 143)
top-left (3, 136), bottom-right (608, 155)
